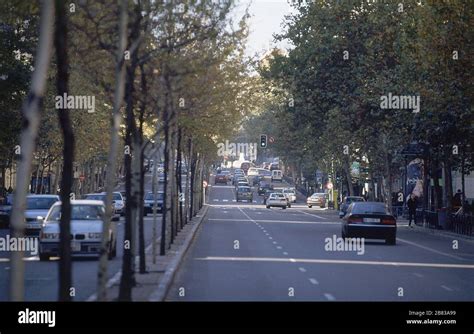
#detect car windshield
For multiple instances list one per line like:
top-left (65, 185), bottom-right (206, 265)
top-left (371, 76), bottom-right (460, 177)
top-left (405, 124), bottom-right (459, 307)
top-left (221, 171), bottom-right (230, 175)
top-left (85, 194), bottom-right (106, 201)
top-left (145, 192), bottom-right (164, 200)
top-left (47, 205), bottom-right (105, 221)
top-left (113, 193), bottom-right (122, 201)
top-left (352, 203), bottom-right (388, 214)
top-left (347, 197), bottom-right (364, 203)
top-left (26, 197), bottom-right (58, 210)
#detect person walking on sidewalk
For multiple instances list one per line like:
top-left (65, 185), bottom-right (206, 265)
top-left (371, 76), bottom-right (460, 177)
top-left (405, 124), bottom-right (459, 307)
top-left (407, 194), bottom-right (418, 227)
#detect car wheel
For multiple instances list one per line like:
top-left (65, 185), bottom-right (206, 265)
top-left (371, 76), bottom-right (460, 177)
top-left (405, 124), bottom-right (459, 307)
top-left (39, 253), bottom-right (50, 261)
top-left (282, 206), bottom-right (286, 210)
top-left (308, 205), bottom-right (312, 208)
top-left (287, 204), bottom-right (291, 208)
top-left (386, 237), bottom-right (396, 245)
top-left (266, 205), bottom-right (270, 209)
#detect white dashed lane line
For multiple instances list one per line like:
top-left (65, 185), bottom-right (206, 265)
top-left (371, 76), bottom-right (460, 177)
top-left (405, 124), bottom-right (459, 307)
top-left (298, 267), bottom-right (306, 273)
top-left (309, 278), bottom-right (319, 285)
top-left (441, 285), bottom-right (453, 292)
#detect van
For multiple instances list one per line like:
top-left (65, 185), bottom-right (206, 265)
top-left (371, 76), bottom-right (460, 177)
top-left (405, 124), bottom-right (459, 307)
top-left (271, 170), bottom-right (283, 182)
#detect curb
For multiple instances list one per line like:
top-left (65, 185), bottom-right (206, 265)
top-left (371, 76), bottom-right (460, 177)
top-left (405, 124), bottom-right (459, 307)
top-left (148, 204), bottom-right (209, 301)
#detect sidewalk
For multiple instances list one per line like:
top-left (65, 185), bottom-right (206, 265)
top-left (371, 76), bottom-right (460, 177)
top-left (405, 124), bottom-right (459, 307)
top-left (397, 217), bottom-right (474, 242)
top-left (88, 204), bottom-right (209, 301)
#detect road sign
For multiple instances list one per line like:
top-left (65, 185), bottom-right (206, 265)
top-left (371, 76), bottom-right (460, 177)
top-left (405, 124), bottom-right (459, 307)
top-left (203, 180), bottom-right (208, 188)
top-left (327, 182), bottom-right (333, 190)
top-left (269, 136), bottom-right (275, 143)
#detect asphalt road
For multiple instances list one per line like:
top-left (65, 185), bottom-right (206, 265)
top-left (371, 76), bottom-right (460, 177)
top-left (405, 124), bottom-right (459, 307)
top-left (0, 172), bottom-right (167, 301)
top-left (167, 176), bottom-right (474, 301)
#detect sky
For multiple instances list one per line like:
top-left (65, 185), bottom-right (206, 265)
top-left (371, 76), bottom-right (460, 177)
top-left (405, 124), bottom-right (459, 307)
top-left (233, 0), bottom-right (295, 58)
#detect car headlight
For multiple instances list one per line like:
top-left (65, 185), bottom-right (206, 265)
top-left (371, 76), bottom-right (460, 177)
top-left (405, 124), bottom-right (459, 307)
top-left (88, 233), bottom-right (102, 239)
top-left (42, 233), bottom-right (59, 239)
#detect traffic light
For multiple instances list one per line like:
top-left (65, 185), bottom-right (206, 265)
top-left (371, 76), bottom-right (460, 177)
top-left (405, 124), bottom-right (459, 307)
top-left (260, 134), bottom-right (267, 148)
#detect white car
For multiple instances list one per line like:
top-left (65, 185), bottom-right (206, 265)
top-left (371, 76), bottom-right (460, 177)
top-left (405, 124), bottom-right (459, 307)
top-left (38, 200), bottom-right (117, 261)
top-left (24, 194), bottom-right (60, 236)
top-left (84, 193), bottom-right (121, 220)
top-left (266, 193), bottom-right (288, 209)
top-left (271, 170), bottom-right (283, 182)
top-left (247, 167), bottom-right (259, 177)
top-left (282, 188), bottom-right (297, 203)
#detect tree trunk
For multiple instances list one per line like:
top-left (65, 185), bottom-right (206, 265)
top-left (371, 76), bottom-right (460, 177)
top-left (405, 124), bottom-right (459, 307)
top-left (9, 0), bottom-right (54, 301)
top-left (97, 0), bottom-right (128, 301)
top-left (55, 0), bottom-right (74, 302)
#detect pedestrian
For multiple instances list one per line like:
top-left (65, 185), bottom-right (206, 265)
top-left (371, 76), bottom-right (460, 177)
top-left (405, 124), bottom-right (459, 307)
top-left (453, 189), bottom-right (462, 208)
top-left (407, 194), bottom-right (418, 227)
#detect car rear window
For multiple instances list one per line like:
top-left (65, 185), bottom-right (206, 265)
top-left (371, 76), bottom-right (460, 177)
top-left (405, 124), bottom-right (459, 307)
top-left (145, 192), bottom-right (164, 200)
top-left (347, 197), bottom-right (364, 203)
top-left (352, 203), bottom-right (388, 214)
top-left (26, 197), bottom-right (58, 210)
top-left (238, 187), bottom-right (251, 192)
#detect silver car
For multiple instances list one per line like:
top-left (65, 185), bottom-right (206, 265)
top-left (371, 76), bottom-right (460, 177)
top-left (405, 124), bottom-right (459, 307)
top-left (25, 195), bottom-right (60, 236)
top-left (38, 200), bottom-right (117, 261)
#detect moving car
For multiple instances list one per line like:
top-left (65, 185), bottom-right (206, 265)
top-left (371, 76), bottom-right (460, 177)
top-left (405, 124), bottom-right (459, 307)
top-left (236, 181), bottom-right (250, 189)
top-left (83, 193), bottom-right (120, 221)
top-left (144, 191), bottom-right (164, 215)
top-left (24, 194), bottom-right (60, 236)
top-left (271, 188), bottom-right (291, 207)
top-left (214, 173), bottom-right (228, 184)
top-left (282, 188), bottom-right (297, 203)
top-left (258, 168), bottom-right (272, 182)
top-left (307, 193), bottom-right (326, 208)
top-left (271, 170), bottom-right (283, 182)
top-left (236, 186), bottom-right (253, 202)
top-left (233, 176), bottom-right (248, 186)
top-left (339, 196), bottom-right (365, 218)
top-left (266, 193), bottom-right (288, 209)
top-left (258, 181), bottom-right (273, 195)
top-left (38, 200), bottom-right (118, 260)
top-left (269, 162), bottom-right (279, 171)
top-left (247, 167), bottom-right (259, 177)
top-left (341, 201), bottom-right (397, 245)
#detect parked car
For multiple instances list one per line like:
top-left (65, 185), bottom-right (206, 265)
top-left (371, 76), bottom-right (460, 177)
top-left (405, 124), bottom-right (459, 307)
top-left (282, 188), bottom-right (297, 203)
top-left (24, 194), bottom-right (60, 236)
top-left (83, 193), bottom-right (120, 221)
top-left (339, 196), bottom-right (365, 218)
top-left (258, 181), bottom-right (273, 195)
top-left (341, 201), bottom-right (397, 245)
top-left (271, 170), bottom-right (283, 182)
top-left (236, 186), bottom-right (253, 202)
top-left (38, 200), bottom-right (118, 260)
top-left (307, 193), bottom-right (327, 208)
top-left (266, 193), bottom-right (288, 209)
top-left (144, 191), bottom-right (164, 215)
top-left (215, 173), bottom-right (228, 184)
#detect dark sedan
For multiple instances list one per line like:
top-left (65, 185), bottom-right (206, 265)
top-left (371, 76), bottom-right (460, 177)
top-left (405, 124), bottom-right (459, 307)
top-left (341, 202), bottom-right (397, 245)
top-left (214, 173), bottom-right (228, 184)
top-left (257, 181), bottom-right (273, 195)
top-left (339, 196), bottom-right (365, 218)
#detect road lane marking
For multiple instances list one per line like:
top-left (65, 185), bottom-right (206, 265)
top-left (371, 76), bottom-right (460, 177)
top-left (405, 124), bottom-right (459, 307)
top-left (309, 278), bottom-right (319, 285)
top-left (296, 210), bottom-right (327, 220)
top-left (277, 246), bottom-right (282, 249)
top-left (207, 218), bottom-right (338, 225)
top-left (397, 237), bottom-right (465, 261)
top-left (269, 237), bottom-right (273, 240)
top-left (195, 256), bottom-right (474, 269)
top-left (324, 293), bottom-right (336, 301)
top-left (273, 241), bottom-right (277, 244)
top-left (299, 267), bottom-right (307, 273)
top-left (413, 273), bottom-right (423, 278)
top-left (283, 252), bottom-right (289, 255)
top-left (222, 199), bottom-right (229, 202)
top-left (441, 285), bottom-right (453, 291)
top-left (213, 199), bottom-right (219, 202)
